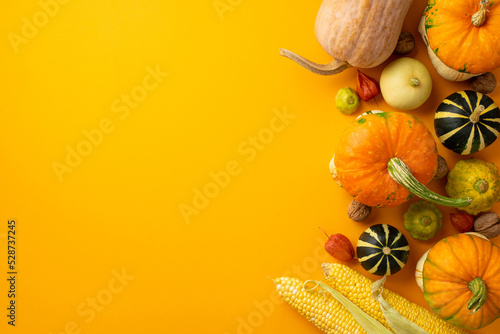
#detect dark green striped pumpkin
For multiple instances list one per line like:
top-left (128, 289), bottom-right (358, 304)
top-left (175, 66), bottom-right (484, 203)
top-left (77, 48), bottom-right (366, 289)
top-left (356, 224), bottom-right (410, 276)
top-left (434, 90), bottom-right (500, 155)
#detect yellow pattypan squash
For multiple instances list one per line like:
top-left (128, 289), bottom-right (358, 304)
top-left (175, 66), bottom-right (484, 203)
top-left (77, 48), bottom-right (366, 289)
top-left (446, 158), bottom-right (500, 215)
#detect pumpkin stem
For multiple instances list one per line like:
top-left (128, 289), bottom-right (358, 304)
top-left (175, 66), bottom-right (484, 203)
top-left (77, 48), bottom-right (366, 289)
top-left (279, 48), bottom-right (352, 75)
top-left (470, 104), bottom-right (485, 123)
top-left (410, 78), bottom-right (420, 87)
top-left (468, 277), bottom-right (487, 314)
top-left (387, 158), bottom-right (472, 208)
top-left (471, 0), bottom-right (490, 27)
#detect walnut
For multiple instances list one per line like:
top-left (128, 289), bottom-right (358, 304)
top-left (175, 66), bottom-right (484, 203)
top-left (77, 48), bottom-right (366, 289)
top-left (474, 212), bottom-right (500, 239)
top-left (347, 199), bottom-right (372, 222)
top-left (471, 72), bottom-right (496, 94)
top-left (393, 31), bottom-right (415, 55)
top-left (433, 155), bottom-right (449, 180)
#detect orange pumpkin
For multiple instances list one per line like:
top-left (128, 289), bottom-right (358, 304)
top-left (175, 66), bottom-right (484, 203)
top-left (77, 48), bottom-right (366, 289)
top-left (333, 111), bottom-right (471, 208)
top-left (422, 233), bottom-right (500, 330)
top-left (425, 0), bottom-right (500, 74)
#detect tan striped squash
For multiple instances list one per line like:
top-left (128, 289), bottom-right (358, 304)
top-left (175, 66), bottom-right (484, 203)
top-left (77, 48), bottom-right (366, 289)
top-left (279, 0), bottom-right (414, 75)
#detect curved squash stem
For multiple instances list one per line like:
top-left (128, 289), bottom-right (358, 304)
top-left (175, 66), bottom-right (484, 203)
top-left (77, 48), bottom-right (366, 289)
top-left (279, 48), bottom-right (352, 75)
top-left (472, 0), bottom-right (490, 27)
top-left (387, 157), bottom-right (471, 208)
top-left (470, 104), bottom-right (485, 123)
top-left (468, 277), bottom-right (487, 314)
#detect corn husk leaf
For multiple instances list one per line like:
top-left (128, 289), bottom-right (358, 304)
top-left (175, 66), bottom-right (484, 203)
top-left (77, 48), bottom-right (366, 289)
top-left (305, 280), bottom-right (393, 334)
top-left (371, 277), bottom-right (429, 334)
top-left (305, 278), bottom-right (429, 334)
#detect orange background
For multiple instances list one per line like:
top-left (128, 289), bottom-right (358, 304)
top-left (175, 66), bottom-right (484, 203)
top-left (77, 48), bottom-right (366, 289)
top-left (1, 0), bottom-right (500, 333)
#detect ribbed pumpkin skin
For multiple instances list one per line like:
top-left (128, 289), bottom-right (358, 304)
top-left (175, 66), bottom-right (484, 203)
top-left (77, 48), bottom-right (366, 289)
top-left (425, 0), bottom-right (500, 73)
top-left (423, 234), bottom-right (500, 330)
top-left (334, 111), bottom-right (438, 207)
top-left (315, 0), bottom-right (413, 68)
top-left (357, 224), bottom-right (410, 276)
top-left (435, 90), bottom-right (500, 155)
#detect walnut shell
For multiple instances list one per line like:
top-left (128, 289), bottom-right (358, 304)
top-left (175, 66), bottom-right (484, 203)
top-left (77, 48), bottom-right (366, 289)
top-left (433, 155), bottom-right (448, 180)
top-left (474, 212), bottom-right (500, 238)
top-left (347, 199), bottom-right (372, 222)
top-left (471, 72), bottom-right (496, 94)
top-left (393, 31), bottom-right (415, 55)
top-left (477, 224), bottom-right (500, 239)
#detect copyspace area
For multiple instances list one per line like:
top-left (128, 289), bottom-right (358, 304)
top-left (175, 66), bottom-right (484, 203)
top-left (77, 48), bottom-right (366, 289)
top-left (1, 1), bottom-right (500, 334)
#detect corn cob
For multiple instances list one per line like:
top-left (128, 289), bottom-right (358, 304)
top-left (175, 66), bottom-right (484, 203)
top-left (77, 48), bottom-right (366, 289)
top-left (321, 263), bottom-right (468, 334)
top-left (273, 277), bottom-right (367, 334)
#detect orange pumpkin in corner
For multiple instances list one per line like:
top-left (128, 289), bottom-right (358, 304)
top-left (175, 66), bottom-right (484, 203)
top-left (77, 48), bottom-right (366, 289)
top-left (422, 233), bottom-right (500, 330)
top-left (425, 0), bottom-right (500, 75)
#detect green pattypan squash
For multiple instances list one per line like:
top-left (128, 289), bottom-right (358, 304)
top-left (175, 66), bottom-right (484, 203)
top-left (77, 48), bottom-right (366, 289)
top-left (335, 87), bottom-right (360, 114)
top-left (445, 158), bottom-right (500, 215)
top-left (403, 201), bottom-right (442, 241)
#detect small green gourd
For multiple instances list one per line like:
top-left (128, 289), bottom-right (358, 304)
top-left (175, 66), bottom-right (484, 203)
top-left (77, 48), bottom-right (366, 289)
top-left (446, 158), bottom-right (500, 215)
top-left (403, 201), bottom-right (442, 241)
top-left (335, 87), bottom-right (360, 114)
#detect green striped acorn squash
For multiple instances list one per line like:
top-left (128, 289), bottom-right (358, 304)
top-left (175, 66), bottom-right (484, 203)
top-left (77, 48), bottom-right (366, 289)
top-left (434, 90), bottom-right (500, 155)
top-left (356, 224), bottom-right (410, 276)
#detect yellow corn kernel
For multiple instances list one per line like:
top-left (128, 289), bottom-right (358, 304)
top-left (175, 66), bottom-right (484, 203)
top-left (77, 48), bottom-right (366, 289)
top-left (274, 277), bottom-right (367, 334)
top-left (321, 263), bottom-right (468, 334)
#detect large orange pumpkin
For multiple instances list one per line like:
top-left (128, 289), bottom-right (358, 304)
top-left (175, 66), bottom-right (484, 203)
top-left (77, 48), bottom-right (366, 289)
top-left (422, 233), bottom-right (500, 330)
top-left (425, 0), bottom-right (500, 74)
top-left (333, 111), bottom-right (471, 208)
